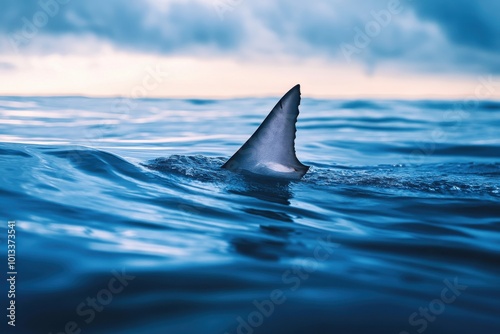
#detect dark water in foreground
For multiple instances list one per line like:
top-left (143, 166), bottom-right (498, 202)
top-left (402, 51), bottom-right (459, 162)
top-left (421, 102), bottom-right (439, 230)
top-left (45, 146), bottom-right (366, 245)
top-left (0, 96), bottom-right (499, 334)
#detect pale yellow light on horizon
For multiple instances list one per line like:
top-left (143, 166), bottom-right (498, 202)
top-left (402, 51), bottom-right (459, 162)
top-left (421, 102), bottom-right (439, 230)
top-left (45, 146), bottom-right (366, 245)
top-left (0, 50), bottom-right (499, 100)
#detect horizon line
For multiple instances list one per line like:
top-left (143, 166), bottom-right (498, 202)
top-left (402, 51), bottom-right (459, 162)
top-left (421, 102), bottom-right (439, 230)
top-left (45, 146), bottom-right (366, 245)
top-left (1, 93), bottom-right (499, 101)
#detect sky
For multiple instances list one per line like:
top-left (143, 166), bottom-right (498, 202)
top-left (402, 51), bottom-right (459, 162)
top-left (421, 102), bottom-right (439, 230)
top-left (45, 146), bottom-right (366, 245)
top-left (0, 0), bottom-right (499, 98)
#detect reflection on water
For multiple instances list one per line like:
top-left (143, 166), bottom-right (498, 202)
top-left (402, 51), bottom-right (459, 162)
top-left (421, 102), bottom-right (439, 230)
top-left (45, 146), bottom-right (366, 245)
top-left (228, 177), bottom-right (294, 205)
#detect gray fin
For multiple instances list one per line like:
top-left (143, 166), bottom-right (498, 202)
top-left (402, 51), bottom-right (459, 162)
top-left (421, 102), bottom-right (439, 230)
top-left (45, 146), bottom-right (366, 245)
top-left (222, 84), bottom-right (309, 179)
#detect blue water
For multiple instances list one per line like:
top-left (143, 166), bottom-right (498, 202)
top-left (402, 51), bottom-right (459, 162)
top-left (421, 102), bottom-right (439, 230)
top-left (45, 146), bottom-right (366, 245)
top-left (1, 96), bottom-right (499, 334)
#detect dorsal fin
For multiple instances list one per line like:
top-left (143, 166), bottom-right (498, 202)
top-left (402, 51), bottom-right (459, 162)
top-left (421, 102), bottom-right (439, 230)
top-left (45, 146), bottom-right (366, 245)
top-left (222, 84), bottom-right (309, 179)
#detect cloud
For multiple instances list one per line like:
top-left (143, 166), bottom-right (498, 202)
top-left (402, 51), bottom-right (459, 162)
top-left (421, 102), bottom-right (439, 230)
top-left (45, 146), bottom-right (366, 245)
top-left (254, 0), bottom-right (500, 74)
top-left (0, 61), bottom-right (16, 71)
top-left (411, 0), bottom-right (500, 52)
top-left (1, 0), bottom-right (244, 54)
top-left (0, 0), bottom-right (499, 74)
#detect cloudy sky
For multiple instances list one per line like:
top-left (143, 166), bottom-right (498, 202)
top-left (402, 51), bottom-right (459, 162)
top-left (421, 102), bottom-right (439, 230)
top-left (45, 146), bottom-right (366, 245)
top-left (0, 0), bottom-right (499, 98)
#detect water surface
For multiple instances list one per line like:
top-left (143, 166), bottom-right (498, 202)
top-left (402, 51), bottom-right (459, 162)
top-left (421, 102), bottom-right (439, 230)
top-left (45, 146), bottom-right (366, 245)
top-left (0, 96), bottom-right (499, 333)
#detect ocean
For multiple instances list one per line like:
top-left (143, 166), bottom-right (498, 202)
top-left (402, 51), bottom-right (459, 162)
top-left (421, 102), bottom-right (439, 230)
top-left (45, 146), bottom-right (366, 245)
top-left (1, 96), bottom-right (499, 334)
